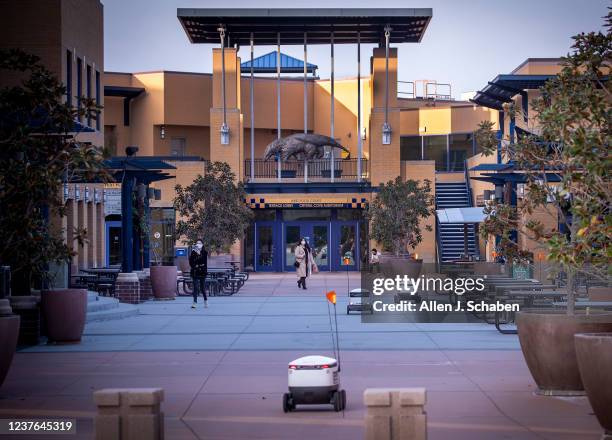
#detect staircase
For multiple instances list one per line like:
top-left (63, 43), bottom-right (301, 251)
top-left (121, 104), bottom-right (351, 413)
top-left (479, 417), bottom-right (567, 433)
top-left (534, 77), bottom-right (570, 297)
top-left (86, 291), bottom-right (139, 322)
top-left (435, 181), bottom-right (478, 262)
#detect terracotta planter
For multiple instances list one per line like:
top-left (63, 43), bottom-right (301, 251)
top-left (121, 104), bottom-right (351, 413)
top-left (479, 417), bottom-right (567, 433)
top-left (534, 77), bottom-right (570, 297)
top-left (379, 255), bottom-right (423, 278)
top-left (588, 287), bottom-right (612, 301)
top-left (0, 299), bottom-right (20, 388)
top-left (41, 289), bottom-right (87, 343)
top-left (575, 333), bottom-right (612, 436)
top-left (150, 265), bottom-right (177, 300)
top-left (516, 310), bottom-right (612, 395)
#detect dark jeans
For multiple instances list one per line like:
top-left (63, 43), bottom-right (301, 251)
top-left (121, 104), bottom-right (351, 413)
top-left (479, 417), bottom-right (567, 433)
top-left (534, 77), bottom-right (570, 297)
top-left (192, 275), bottom-right (207, 302)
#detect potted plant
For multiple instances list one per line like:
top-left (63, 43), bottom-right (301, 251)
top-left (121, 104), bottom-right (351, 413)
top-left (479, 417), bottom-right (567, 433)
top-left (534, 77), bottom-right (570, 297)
top-left (174, 161), bottom-right (253, 268)
top-left (476, 18), bottom-right (612, 395)
top-left (0, 50), bottom-right (108, 344)
top-left (366, 177), bottom-right (435, 279)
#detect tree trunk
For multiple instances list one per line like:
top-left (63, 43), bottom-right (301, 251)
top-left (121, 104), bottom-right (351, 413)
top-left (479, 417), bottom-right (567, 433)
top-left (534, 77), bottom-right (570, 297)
top-left (11, 267), bottom-right (31, 296)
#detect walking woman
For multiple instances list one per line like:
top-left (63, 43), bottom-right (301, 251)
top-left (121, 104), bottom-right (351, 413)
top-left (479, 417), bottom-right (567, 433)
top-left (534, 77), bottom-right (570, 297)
top-left (189, 238), bottom-right (208, 308)
top-left (294, 237), bottom-right (316, 289)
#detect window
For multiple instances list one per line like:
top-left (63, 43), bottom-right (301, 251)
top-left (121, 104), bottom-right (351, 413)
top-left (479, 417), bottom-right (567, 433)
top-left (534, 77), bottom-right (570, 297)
top-left (149, 208), bottom-right (175, 266)
top-left (400, 136), bottom-right (422, 160)
top-left (76, 58), bottom-right (82, 122)
top-left (449, 133), bottom-right (474, 171)
top-left (66, 50), bottom-right (72, 105)
top-left (95, 70), bottom-right (101, 130)
top-left (86, 64), bottom-right (92, 127)
top-left (171, 137), bottom-right (186, 157)
top-left (423, 135), bottom-right (448, 171)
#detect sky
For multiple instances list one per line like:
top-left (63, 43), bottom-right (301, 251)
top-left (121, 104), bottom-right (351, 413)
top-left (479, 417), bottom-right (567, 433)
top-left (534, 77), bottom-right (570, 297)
top-left (103, 0), bottom-right (608, 99)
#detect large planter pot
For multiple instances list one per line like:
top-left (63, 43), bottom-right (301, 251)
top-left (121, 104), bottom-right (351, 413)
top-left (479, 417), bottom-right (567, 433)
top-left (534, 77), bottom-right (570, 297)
top-left (0, 299), bottom-right (20, 388)
top-left (41, 289), bottom-right (87, 344)
top-left (575, 333), bottom-right (612, 437)
top-left (379, 254), bottom-right (423, 278)
top-left (150, 265), bottom-right (177, 300)
top-left (516, 310), bottom-right (612, 395)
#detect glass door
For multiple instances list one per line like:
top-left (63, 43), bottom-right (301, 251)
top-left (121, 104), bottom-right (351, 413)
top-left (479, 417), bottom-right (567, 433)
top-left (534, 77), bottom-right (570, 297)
top-left (255, 222), bottom-right (279, 271)
top-left (105, 221), bottom-right (122, 267)
top-left (331, 221), bottom-right (359, 271)
top-left (283, 222), bottom-right (330, 272)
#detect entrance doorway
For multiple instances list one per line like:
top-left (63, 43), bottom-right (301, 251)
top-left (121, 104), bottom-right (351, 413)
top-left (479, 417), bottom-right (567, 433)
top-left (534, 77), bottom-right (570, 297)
top-left (105, 221), bottom-right (122, 267)
top-left (283, 222), bottom-right (330, 272)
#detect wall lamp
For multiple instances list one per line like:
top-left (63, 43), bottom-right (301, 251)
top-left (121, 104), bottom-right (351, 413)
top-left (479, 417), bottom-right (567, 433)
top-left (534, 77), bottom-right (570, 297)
top-left (382, 122), bottom-right (392, 145)
top-left (220, 123), bottom-right (230, 145)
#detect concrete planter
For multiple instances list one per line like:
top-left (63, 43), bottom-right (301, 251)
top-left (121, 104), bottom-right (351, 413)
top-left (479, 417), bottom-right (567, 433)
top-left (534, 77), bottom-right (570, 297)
top-left (575, 333), bottom-right (612, 437)
top-left (0, 299), bottom-right (20, 388)
top-left (516, 310), bottom-right (612, 395)
top-left (41, 289), bottom-right (87, 343)
top-left (150, 265), bottom-right (177, 300)
top-left (379, 254), bottom-right (422, 278)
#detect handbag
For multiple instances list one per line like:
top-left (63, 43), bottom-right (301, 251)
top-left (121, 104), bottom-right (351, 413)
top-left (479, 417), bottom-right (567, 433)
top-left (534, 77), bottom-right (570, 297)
top-left (293, 261), bottom-right (300, 268)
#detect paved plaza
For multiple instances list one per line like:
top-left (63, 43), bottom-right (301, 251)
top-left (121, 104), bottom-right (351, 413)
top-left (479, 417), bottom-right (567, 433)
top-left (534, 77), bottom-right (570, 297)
top-left (0, 273), bottom-right (602, 439)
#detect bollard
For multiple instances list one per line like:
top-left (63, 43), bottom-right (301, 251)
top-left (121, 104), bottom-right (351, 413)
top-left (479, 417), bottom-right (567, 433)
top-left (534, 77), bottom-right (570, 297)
top-left (94, 388), bottom-right (164, 440)
top-left (364, 388), bottom-right (427, 440)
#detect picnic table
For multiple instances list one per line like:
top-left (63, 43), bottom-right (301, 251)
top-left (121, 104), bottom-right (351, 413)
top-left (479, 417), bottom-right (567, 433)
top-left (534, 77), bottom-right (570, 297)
top-left (553, 300), bottom-right (612, 310)
top-left (494, 290), bottom-right (568, 334)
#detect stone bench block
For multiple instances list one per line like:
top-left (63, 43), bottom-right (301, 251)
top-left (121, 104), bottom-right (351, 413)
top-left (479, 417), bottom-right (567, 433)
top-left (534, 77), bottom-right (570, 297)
top-left (364, 388), bottom-right (427, 440)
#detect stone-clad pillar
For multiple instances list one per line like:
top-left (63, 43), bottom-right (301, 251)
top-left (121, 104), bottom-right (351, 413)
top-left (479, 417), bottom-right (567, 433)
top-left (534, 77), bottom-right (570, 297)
top-left (94, 388), bottom-right (164, 440)
top-left (369, 47), bottom-right (400, 186)
top-left (364, 388), bottom-right (427, 440)
top-left (87, 194), bottom-right (97, 268)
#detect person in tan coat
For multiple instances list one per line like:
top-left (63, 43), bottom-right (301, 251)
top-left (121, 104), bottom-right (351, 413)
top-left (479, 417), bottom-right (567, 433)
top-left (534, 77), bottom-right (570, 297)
top-left (294, 238), bottom-right (316, 289)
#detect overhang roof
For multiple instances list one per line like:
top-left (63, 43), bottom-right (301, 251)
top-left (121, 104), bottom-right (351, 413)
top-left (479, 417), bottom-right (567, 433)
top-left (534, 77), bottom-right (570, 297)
top-left (104, 86), bottom-right (145, 99)
top-left (177, 8), bottom-right (432, 45)
top-left (471, 74), bottom-right (555, 110)
top-left (241, 51), bottom-right (317, 74)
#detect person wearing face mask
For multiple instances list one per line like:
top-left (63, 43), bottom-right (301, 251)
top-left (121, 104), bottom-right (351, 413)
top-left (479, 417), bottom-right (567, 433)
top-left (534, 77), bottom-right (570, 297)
top-left (189, 238), bottom-right (208, 308)
top-left (294, 237), bottom-right (316, 289)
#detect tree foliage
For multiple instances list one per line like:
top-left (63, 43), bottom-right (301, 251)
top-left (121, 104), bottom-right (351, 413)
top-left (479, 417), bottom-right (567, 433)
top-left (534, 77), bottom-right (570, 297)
top-left (0, 49), bottom-right (108, 294)
top-left (367, 177), bottom-right (435, 257)
top-left (475, 13), bottom-right (611, 312)
top-left (174, 161), bottom-right (253, 253)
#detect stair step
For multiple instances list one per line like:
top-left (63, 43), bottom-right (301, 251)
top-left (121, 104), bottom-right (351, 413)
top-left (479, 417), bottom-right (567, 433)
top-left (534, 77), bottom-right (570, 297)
top-left (86, 303), bottom-right (139, 323)
top-left (87, 296), bottom-right (120, 313)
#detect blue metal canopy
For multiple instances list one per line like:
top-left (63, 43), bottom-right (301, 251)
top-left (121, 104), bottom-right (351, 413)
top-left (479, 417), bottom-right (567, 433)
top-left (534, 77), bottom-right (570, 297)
top-left (241, 52), bottom-right (317, 74)
top-left (471, 74), bottom-right (555, 110)
top-left (469, 163), bottom-right (514, 172)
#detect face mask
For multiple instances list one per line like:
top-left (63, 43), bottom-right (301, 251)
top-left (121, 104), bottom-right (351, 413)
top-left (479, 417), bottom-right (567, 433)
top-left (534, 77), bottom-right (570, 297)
top-left (301, 240), bottom-right (306, 245)
top-left (195, 243), bottom-right (203, 250)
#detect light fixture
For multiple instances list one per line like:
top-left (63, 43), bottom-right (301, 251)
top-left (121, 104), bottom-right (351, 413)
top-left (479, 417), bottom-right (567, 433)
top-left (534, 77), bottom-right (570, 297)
top-left (382, 122), bottom-right (392, 145)
top-left (362, 127), bottom-right (367, 140)
top-left (160, 125), bottom-right (165, 139)
top-left (220, 123), bottom-right (230, 145)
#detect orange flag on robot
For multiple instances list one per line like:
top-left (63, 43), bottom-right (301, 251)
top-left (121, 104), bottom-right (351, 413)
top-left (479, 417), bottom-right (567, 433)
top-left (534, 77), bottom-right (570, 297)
top-left (326, 290), bottom-right (337, 305)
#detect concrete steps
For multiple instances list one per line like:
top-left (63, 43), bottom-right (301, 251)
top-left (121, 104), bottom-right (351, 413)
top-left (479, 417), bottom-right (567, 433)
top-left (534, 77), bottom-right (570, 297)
top-left (86, 291), bottom-right (139, 323)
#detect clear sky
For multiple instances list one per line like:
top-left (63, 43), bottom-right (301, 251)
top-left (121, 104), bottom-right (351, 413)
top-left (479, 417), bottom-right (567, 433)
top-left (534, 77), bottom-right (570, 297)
top-left (103, 0), bottom-right (608, 98)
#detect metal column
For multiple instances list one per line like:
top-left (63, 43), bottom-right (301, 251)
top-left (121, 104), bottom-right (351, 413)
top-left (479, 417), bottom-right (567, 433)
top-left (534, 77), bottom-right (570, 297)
top-left (382, 25), bottom-right (392, 144)
top-left (303, 32), bottom-right (308, 183)
top-left (219, 26), bottom-right (229, 144)
top-left (250, 33), bottom-right (255, 182)
top-left (357, 30), bottom-right (362, 182)
top-left (277, 32), bottom-right (281, 182)
top-left (330, 30), bottom-right (335, 183)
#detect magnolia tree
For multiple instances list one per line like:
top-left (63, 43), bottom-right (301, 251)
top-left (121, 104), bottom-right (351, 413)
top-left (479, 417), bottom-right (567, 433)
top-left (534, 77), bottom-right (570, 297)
top-left (174, 161), bottom-right (253, 253)
top-left (0, 49), bottom-right (108, 295)
top-left (367, 177), bottom-right (435, 257)
top-left (475, 14), bottom-right (611, 313)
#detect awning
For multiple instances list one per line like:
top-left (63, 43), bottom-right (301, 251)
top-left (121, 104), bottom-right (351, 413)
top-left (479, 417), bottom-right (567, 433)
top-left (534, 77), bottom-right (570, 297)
top-left (241, 51), bottom-right (318, 74)
top-left (470, 74), bottom-right (555, 110)
top-left (177, 8), bottom-right (432, 45)
top-left (436, 207), bottom-right (487, 224)
top-left (469, 163), bottom-right (514, 172)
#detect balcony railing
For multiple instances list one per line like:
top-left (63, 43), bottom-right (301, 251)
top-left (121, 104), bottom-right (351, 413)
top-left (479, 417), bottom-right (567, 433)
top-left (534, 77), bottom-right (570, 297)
top-left (244, 158), bottom-right (368, 182)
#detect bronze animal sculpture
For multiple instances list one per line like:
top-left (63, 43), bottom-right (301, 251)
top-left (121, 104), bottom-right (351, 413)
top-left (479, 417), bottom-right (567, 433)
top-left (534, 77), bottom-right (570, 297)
top-left (263, 133), bottom-right (351, 161)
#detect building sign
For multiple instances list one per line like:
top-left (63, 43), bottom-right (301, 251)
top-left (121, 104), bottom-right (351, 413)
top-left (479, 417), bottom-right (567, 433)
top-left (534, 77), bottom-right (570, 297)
top-left (245, 196), bottom-right (368, 209)
top-left (104, 183), bottom-right (122, 216)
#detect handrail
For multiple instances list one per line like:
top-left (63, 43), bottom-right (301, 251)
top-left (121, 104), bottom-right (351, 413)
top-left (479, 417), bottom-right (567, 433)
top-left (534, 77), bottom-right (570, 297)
top-left (244, 158), bottom-right (368, 181)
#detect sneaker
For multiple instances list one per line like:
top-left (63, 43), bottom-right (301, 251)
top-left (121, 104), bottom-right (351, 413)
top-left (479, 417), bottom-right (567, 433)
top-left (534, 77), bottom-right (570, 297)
top-left (204, 301), bottom-right (209, 308)
top-left (191, 303), bottom-right (196, 309)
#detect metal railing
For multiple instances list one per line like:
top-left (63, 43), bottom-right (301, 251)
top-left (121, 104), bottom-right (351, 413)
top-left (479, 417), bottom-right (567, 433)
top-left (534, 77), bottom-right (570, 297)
top-left (244, 158), bottom-right (368, 182)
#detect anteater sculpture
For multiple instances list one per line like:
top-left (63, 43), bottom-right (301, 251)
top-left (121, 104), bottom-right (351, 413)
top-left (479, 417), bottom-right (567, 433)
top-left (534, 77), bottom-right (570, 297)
top-left (263, 133), bottom-right (351, 161)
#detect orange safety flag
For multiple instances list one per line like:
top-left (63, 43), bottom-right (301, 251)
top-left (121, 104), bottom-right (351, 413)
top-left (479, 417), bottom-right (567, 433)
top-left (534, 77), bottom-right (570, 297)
top-left (326, 290), bottom-right (337, 305)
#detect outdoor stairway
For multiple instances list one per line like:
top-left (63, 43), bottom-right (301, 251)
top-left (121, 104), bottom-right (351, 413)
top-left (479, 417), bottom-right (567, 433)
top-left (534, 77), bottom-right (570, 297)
top-left (86, 291), bottom-right (139, 322)
top-left (435, 181), bottom-right (478, 262)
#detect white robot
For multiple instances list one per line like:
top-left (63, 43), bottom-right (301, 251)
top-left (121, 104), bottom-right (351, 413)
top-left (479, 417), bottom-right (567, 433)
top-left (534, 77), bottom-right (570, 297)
top-left (283, 355), bottom-right (346, 412)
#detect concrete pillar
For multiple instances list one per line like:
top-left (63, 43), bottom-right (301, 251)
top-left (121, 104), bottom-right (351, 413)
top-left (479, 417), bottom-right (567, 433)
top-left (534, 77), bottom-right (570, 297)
top-left (93, 388), bottom-right (164, 440)
top-left (211, 47), bottom-right (243, 181)
top-left (96, 201), bottom-right (105, 266)
top-left (364, 388), bottom-right (427, 440)
top-left (369, 47), bottom-right (400, 186)
top-left (87, 197), bottom-right (97, 267)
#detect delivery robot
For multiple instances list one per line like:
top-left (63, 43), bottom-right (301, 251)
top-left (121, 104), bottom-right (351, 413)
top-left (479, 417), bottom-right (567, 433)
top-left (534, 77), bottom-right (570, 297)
top-left (283, 355), bottom-right (346, 412)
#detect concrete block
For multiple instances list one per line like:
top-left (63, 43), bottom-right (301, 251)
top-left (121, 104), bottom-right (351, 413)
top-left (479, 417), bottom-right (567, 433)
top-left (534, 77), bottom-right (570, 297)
top-left (94, 388), bottom-right (164, 440)
top-left (364, 388), bottom-right (427, 440)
